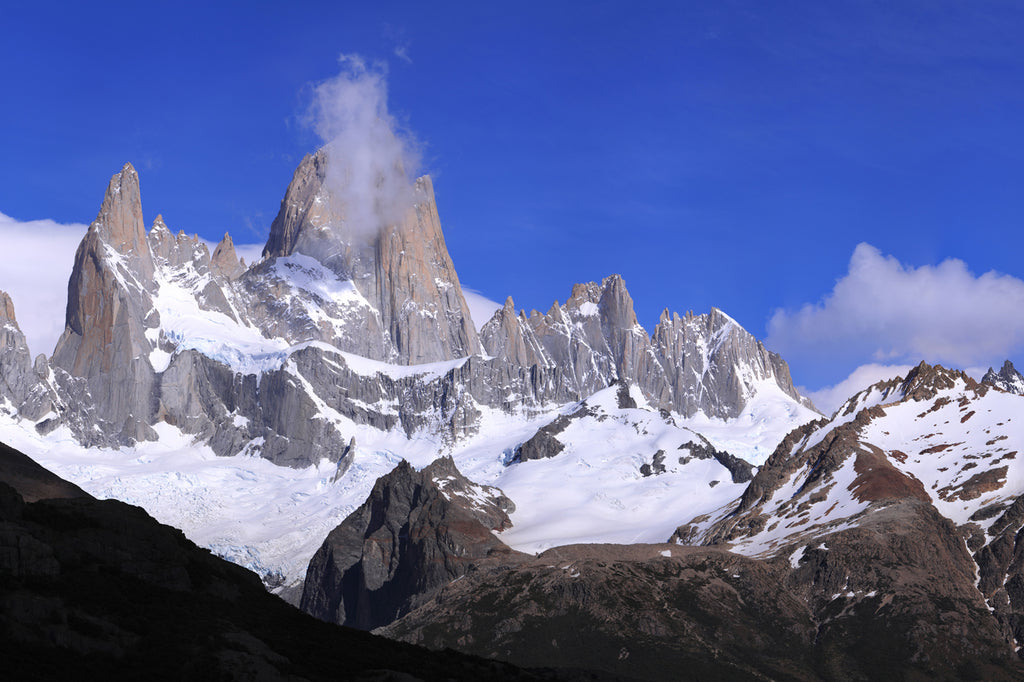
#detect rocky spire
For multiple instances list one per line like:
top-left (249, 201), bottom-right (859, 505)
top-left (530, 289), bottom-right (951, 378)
top-left (90, 162), bottom-right (155, 283)
top-left (480, 296), bottom-right (548, 367)
top-left (51, 163), bottom-right (159, 445)
top-left (210, 232), bottom-right (244, 280)
top-left (260, 149), bottom-right (482, 364)
top-left (0, 291), bottom-right (52, 420)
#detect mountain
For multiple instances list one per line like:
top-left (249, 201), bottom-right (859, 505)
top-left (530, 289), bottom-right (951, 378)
top-left (300, 456), bottom-right (522, 630)
top-left (303, 362), bottom-right (1024, 680)
top-left (0, 156), bottom-right (818, 588)
top-left (982, 359), bottom-right (1024, 395)
top-left (0, 439), bottom-right (584, 681)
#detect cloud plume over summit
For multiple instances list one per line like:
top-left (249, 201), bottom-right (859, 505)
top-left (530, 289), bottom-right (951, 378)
top-left (305, 54), bottom-right (422, 239)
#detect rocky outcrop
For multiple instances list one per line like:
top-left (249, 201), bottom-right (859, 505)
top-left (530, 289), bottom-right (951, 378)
top-left (210, 232), bottom-right (246, 280)
top-left (512, 406), bottom-right (589, 464)
top-left (0, 292), bottom-right (53, 421)
top-left (983, 360), bottom-right (1024, 395)
top-left (479, 297), bottom-right (549, 368)
top-left (300, 457), bottom-right (521, 630)
top-left (677, 439), bottom-right (754, 484)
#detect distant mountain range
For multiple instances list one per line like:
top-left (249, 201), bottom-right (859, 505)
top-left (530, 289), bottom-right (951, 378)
top-left (2, 155), bottom-right (1023, 679)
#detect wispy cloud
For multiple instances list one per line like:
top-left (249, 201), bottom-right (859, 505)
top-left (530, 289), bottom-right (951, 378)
top-left (461, 289), bottom-right (502, 332)
top-left (767, 243), bottom-right (1024, 383)
top-left (304, 54), bottom-right (421, 240)
top-left (393, 45), bottom-right (412, 64)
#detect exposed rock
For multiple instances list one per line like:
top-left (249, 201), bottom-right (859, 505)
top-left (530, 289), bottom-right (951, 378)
top-left (480, 297), bottom-right (549, 368)
top-left (512, 406), bottom-right (590, 464)
top-left (639, 450), bottom-right (666, 477)
top-left (51, 163), bottom-right (159, 446)
top-left (210, 232), bottom-right (246, 280)
top-left (261, 150), bottom-right (482, 364)
top-left (677, 439), bottom-right (754, 484)
top-left (983, 360), bottom-right (1024, 395)
top-left (380, 505), bottom-right (1020, 680)
top-left (300, 457), bottom-right (521, 630)
top-left (0, 291), bottom-right (54, 420)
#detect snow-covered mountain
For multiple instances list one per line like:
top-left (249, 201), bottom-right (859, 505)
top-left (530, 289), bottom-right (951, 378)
top-left (302, 361), bottom-right (1024, 679)
top-left (0, 156), bottom-right (818, 590)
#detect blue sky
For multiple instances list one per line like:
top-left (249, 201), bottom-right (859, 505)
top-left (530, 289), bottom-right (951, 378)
top-left (2, 1), bottom-right (1023, 403)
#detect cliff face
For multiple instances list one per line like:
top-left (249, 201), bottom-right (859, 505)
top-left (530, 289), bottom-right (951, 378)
top-left (50, 164), bottom-right (160, 445)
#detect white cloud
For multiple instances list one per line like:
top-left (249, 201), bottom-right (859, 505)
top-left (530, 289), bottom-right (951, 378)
top-left (0, 212), bottom-right (88, 358)
top-left (305, 54), bottom-right (421, 241)
top-left (393, 45), bottom-right (412, 64)
top-left (768, 243), bottom-right (1024, 378)
top-left (461, 289), bottom-right (503, 332)
top-left (802, 363), bottom-right (914, 416)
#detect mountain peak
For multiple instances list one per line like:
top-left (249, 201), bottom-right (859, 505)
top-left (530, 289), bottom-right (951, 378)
top-left (0, 290), bottom-right (17, 324)
top-left (257, 147), bottom-right (481, 364)
top-left (982, 359), bottom-right (1024, 395)
top-left (92, 163), bottom-right (151, 273)
top-left (898, 361), bottom-right (976, 401)
top-left (210, 231), bottom-right (244, 280)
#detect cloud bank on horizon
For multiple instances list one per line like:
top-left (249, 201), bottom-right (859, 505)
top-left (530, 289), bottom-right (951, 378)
top-left (770, 243), bottom-right (1024, 412)
top-left (0, 212), bottom-right (265, 359)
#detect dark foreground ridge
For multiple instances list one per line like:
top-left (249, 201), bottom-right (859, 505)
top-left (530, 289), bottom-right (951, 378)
top-left (0, 441), bottom-right (607, 681)
top-left (305, 452), bottom-right (1024, 681)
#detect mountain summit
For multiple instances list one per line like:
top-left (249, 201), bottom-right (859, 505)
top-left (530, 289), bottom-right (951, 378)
top-left (262, 149), bottom-right (481, 364)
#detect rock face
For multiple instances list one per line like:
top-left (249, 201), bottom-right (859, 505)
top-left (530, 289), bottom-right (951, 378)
top-left (51, 163), bottom-right (160, 445)
top-left (261, 150), bottom-right (482, 364)
top-left (210, 232), bottom-right (245, 280)
top-left (983, 359), bottom-right (1024, 395)
top-left (0, 442), bottom-right (555, 681)
top-left (301, 457), bottom-right (521, 630)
